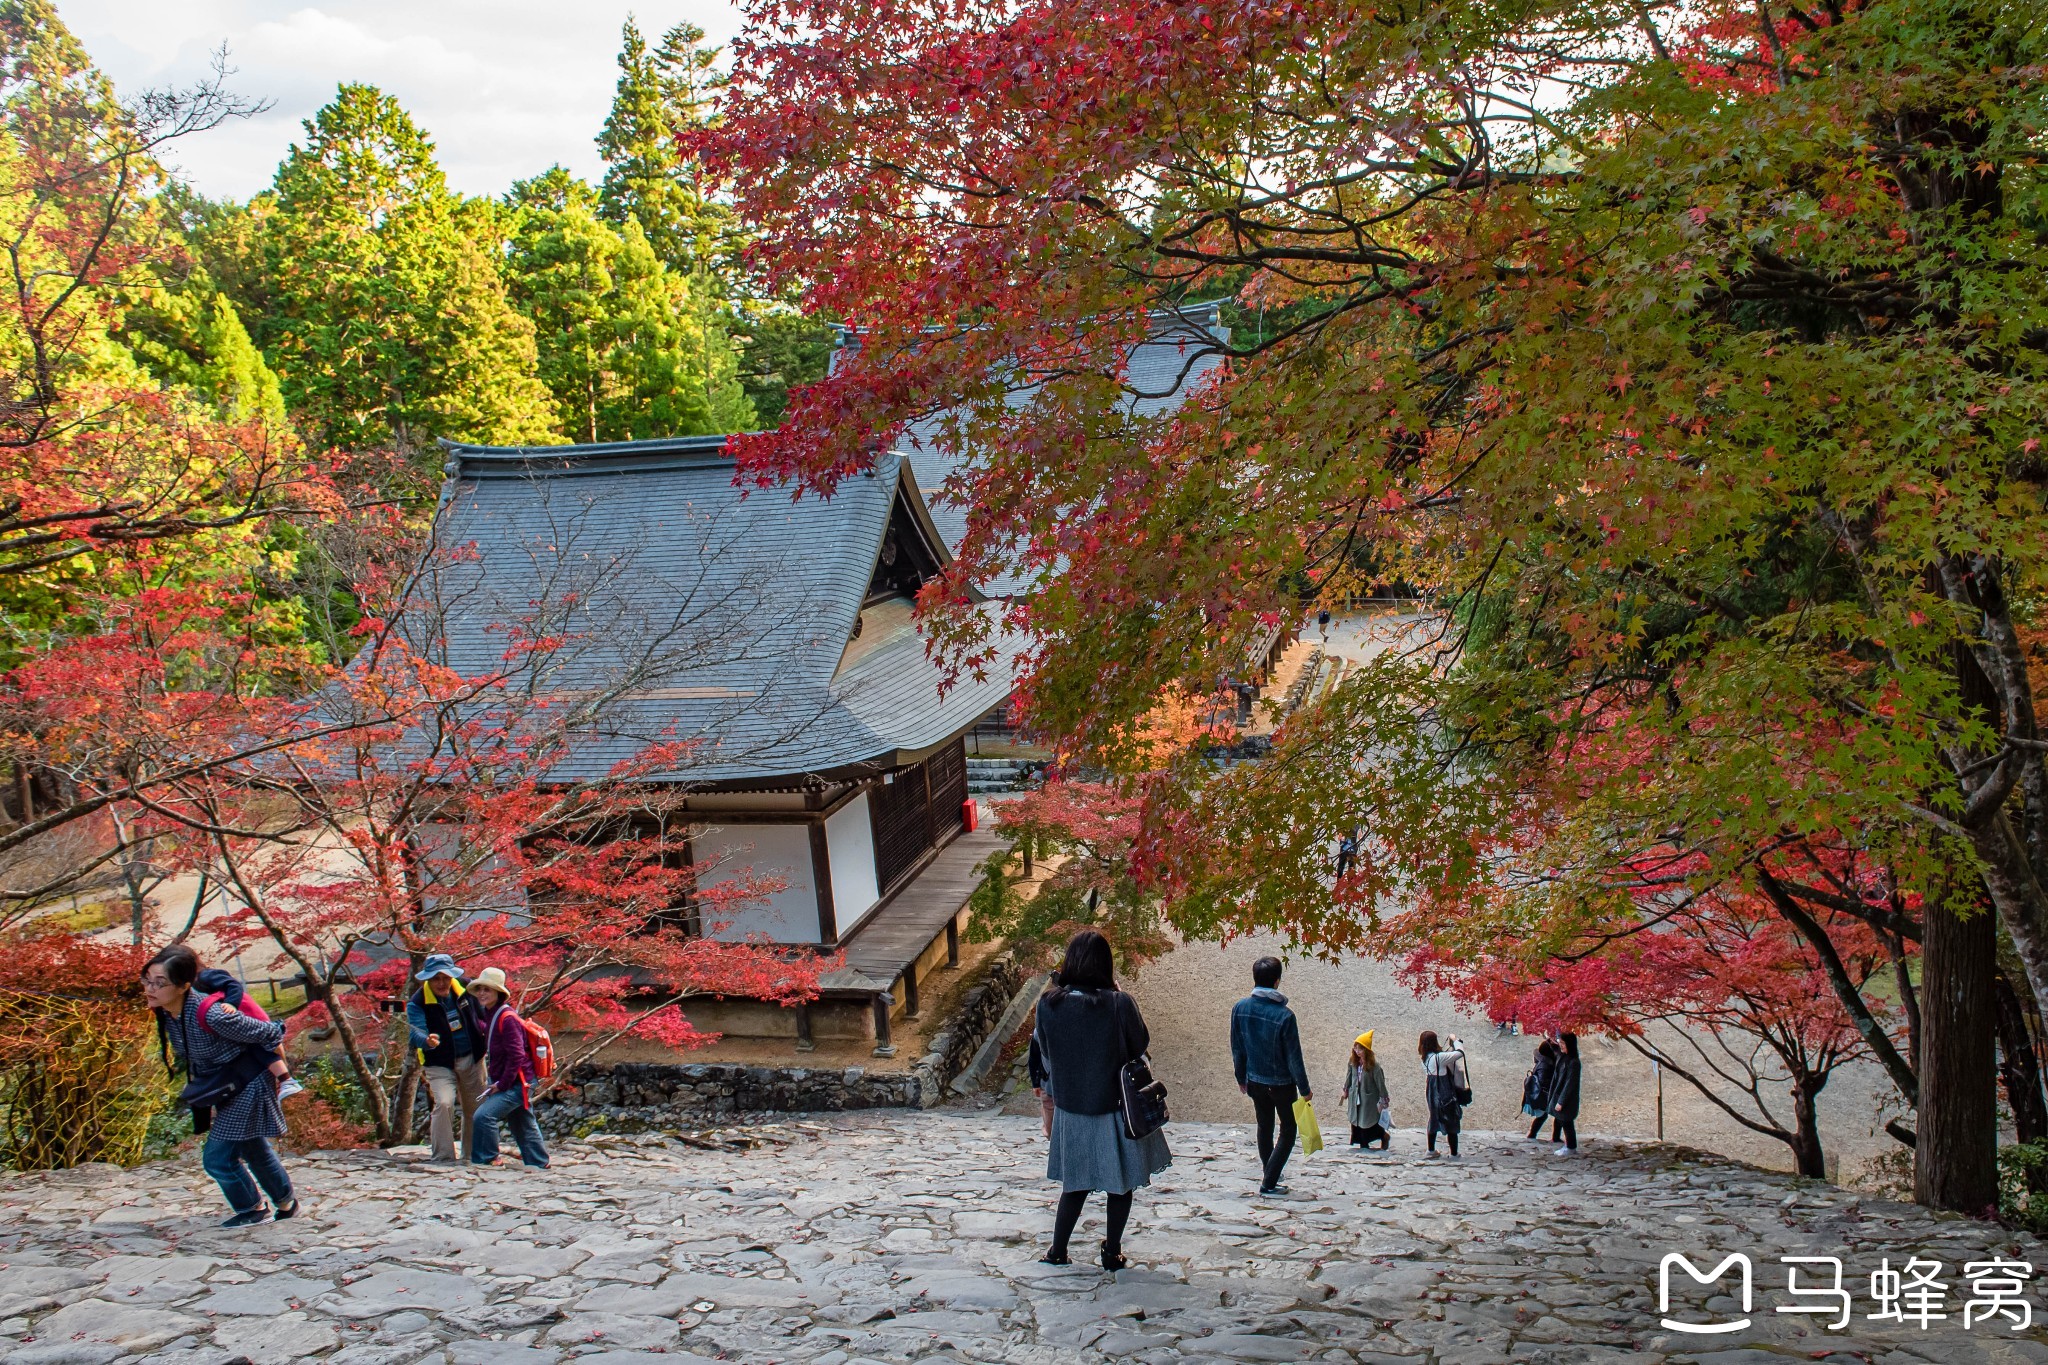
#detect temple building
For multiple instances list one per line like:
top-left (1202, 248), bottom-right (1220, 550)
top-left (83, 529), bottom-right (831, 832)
top-left (432, 434), bottom-right (1020, 1053)
top-left (428, 307), bottom-right (1229, 1054)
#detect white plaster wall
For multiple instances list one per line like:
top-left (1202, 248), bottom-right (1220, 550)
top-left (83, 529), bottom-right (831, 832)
top-left (826, 792), bottom-right (881, 936)
top-left (692, 822), bottom-right (821, 943)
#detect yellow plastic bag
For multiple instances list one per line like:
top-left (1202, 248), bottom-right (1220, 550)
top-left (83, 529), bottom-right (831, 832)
top-left (1294, 1097), bottom-right (1324, 1156)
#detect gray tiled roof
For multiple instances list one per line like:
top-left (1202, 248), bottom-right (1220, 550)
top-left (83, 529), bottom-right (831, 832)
top-left (423, 436), bottom-right (1021, 783)
top-left (899, 306), bottom-right (1231, 597)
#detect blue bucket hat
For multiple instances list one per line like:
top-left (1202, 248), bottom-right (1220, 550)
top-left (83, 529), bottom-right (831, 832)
top-left (414, 953), bottom-right (464, 982)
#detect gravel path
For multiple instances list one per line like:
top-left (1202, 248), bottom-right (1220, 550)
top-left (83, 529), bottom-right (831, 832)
top-left (2, 1111), bottom-right (2037, 1364)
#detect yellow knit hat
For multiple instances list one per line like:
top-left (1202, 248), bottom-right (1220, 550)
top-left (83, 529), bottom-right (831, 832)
top-left (1355, 1030), bottom-right (1374, 1050)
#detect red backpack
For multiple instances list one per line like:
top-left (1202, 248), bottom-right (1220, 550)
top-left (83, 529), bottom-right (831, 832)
top-left (197, 988), bottom-right (270, 1034)
top-left (490, 1006), bottom-right (555, 1081)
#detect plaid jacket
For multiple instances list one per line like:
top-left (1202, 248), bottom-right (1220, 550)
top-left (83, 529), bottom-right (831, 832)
top-left (169, 990), bottom-right (288, 1144)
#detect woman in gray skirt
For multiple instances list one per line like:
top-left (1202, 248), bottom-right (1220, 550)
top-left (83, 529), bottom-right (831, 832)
top-left (1032, 929), bottom-right (1170, 1269)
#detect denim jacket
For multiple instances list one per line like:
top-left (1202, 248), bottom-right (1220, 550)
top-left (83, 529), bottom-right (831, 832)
top-left (1230, 987), bottom-right (1311, 1092)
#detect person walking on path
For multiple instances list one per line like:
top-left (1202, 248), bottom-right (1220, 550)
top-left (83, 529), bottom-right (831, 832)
top-left (406, 954), bottom-right (484, 1164)
top-left (1548, 1031), bottom-right (1584, 1155)
top-left (1420, 1030), bottom-right (1469, 1159)
top-left (141, 944), bottom-right (300, 1227)
top-left (1230, 956), bottom-right (1313, 1195)
top-left (1033, 929), bottom-right (1171, 1269)
top-left (1342, 1032), bottom-right (1391, 1150)
top-left (1523, 1037), bottom-right (1561, 1141)
top-left (467, 968), bottom-right (550, 1170)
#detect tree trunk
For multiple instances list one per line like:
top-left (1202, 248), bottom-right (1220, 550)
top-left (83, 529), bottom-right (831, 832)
top-left (1970, 812), bottom-right (2048, 1028)
top-left (1996, 970), bottom-right (2048, 1145)
top-left (1916, 901), bottom-right (1999, 1213)
top-left (1789, 1078), bottom-right (1828, 1180)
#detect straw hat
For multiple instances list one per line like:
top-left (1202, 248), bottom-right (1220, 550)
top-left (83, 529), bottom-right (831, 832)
top-left (470, 967), bottom-right (510, 998)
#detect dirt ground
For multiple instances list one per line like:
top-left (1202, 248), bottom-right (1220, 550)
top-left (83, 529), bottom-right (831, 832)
top-left (1120, 929), bottom-right (1907, 1187)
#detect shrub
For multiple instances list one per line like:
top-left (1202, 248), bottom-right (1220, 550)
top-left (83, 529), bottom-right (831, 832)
top-left (1999, 1142), bottom-right (2048, 1234)
top-left (0, 991), bottom-right (161, 1169)
top-left (0, 936), bottom-right (153, 1171)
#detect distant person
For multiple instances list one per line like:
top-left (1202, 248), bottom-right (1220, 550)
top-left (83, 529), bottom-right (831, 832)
top-left (141, 944), bottom-right (300, 1227)
top-left (467, 967), bottom-right (550, 1170)
top-left (1032, 929), bottom-right (1170, 1269)
top-left (1523, 1037), bottom-right (1561, 1141)
top-left (1420, 1030), bottom-right (1469, 1159)
top-left (1548, 1031), bottom-right (1583, 1155)
top-left (1334, 832), bottom-right (1358, 881)
top-left (1230, 956), bottom-right (1313, 1195)
top-left (406, 954), bottom-right (484, 1164)
top-left (1342, 1031), bottom-right (1391, 1150)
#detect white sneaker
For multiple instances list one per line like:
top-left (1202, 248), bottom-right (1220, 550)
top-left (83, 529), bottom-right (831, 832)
top-left (277, 1078), bottom-right (304, 1100)
top-left (1553, 1146), bottom-right (1573, 1156)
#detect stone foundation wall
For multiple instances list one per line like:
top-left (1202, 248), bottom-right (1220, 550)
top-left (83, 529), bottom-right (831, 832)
top-left (536, 951), bottom-right (1028, 1133)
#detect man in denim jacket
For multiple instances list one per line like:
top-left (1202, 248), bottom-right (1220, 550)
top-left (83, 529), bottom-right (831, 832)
top-left (1230, 956), bottom-right (1313, 1195)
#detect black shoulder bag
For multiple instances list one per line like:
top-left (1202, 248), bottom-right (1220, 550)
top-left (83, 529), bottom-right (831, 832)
top-left (1115, 994), bottom-right (1170, 1140)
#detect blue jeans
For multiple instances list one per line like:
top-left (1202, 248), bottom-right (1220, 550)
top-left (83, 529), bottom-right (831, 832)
top-left (469, 1087), bottom-right (548, 1167)
top-left (201, 1134), bottom-right (293, 1213)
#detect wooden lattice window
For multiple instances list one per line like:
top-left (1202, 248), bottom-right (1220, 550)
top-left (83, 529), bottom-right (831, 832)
top-left (927, 739), bottom-right (967, 837)
top-left (872, 762), bottom-right (934, 893)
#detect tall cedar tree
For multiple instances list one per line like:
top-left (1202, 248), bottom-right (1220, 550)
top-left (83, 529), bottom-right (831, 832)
top-left (597, 20), bottom-right (726, 278)
top-left (257, 85), bottom-right (558, 453)
top-left (707, 0), bottom-right (2047, 1209)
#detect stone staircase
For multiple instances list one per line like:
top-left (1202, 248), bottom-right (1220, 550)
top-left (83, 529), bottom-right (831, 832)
top-left (966, 756), bottom-right (1038, 795)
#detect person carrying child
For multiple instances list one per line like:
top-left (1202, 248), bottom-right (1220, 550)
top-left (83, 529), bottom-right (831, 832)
top-left (141, 944), bottom-right (301, 1226)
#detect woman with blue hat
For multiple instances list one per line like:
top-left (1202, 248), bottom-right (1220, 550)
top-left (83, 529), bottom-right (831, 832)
top-left (406, 953), bottom-right (483, 1163)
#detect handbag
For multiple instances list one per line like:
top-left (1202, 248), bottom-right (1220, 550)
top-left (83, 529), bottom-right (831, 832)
top-left (1378, 1097), bottom-right (1394, 1130)
top-left (1119, 1054), bottom-right (1170, 1140)
top-left (1294, 1096), bottom-right (1324, 1155)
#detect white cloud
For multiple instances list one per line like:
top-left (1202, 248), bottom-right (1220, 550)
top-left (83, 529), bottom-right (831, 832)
top-left (53, 0), bottom-right (747, 200)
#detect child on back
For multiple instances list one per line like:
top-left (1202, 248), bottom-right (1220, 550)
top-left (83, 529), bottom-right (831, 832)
top-left (194, 968), bottom-right (303, 1099)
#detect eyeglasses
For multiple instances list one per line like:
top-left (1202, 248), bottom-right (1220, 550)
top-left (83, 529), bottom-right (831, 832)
top-left (141, 974), bottom-right (173, 989)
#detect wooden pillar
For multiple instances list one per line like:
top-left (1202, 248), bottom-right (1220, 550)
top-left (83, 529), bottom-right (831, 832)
top-left (794, 1002), bottom-right (815, 1053)
top-left (946, 916), bottom-right (960, 968)
top-left (903, 966), bottom-right (921, 1019)
top-left (871, 991), bottom-right (896, 1057)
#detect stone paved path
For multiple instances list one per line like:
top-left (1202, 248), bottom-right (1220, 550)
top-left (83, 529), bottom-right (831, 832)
top-left (2, 1113), bottom-right (2043, 1365)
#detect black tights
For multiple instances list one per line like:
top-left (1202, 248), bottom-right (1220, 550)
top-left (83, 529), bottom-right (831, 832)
top-left (1529, 1114), bottom-right (1560, 1141)
top-left (1051, 1189), bottom-right (1133, 1259)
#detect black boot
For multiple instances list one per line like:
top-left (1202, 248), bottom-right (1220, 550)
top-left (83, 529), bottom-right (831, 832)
top-left (1101, 1240), bottom-right (1127, 1272)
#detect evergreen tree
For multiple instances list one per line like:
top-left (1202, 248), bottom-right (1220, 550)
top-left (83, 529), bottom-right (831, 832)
top-left (121, 282), bottom-right (286, 426)
top-left (595, 19), bottom-right (727, 277)
top-left (504, 173), bottom-right (753, 441)
top-left (258, 84), bottom-right (558, 452)
top-left (731, 309), bottom-right (835, 430)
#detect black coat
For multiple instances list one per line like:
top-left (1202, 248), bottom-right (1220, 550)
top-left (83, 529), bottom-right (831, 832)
top-left (1547, 1055), bottom-right (1583, 1121)
top-left (1522, 1054), bottom-right (1556, 1114)
top-left (1033, 987), bottom-right (1148, 1116)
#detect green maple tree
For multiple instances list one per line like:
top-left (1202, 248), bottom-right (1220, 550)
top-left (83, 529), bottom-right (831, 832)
top-left (709, 0), bottom-right (2048, 1207)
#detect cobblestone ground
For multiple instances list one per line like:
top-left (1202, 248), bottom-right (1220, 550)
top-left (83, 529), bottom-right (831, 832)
top-left (2, 1113), bottom-right (2043, 1365)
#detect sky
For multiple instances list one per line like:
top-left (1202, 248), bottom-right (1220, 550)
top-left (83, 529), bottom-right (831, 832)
top-left (54, 0), bottom-right (748, 201)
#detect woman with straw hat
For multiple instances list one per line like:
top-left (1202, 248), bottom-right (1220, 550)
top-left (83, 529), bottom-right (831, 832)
top-left (1342, 1030), bottom-right (1392, 1150)
top-left (465, 967), bottom-right (550, 1169)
